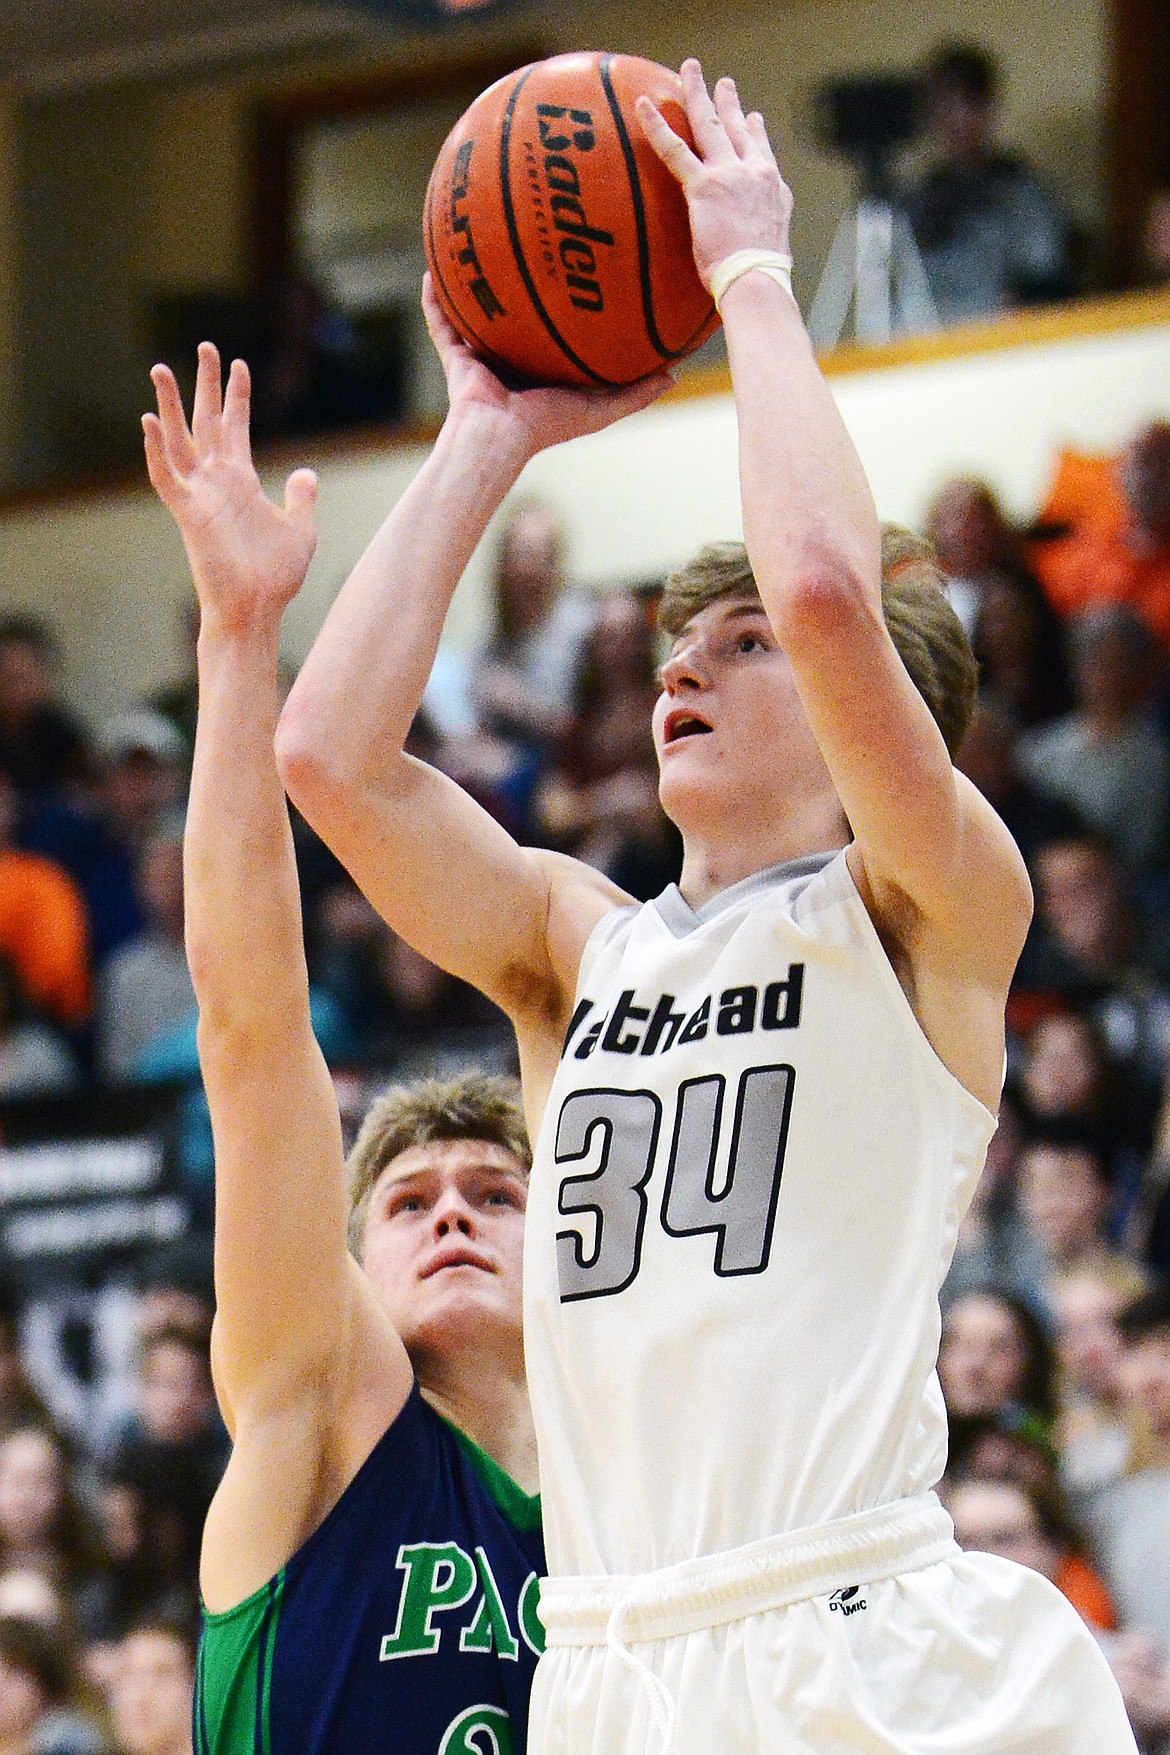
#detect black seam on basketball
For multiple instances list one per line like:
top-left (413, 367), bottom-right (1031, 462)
top-left (425, 160), bottom-right (518, 376)
top-left (600, 56), bottom-right (717, 361)
top-left (499, 65), bottom-right (621, 388)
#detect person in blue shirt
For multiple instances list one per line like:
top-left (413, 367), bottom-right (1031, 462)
top-left (143, 344), bottom-right (543, 1755)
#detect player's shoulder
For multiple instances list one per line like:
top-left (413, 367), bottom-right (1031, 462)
top-left (534, 848), bottom-right (634, 970)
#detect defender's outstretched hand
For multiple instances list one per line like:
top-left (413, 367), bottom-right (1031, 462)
top-left (143, 341), bottom-right (318, 632)
top-left (636, 59), bottom-right (793, 290)
top-left (421, 274), bottom-right (671, 458)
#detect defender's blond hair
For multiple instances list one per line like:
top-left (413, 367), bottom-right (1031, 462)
top-left (346, 1071), bottom-right (530, 1259)
top-left (657, 526), bottom-right (978, 758)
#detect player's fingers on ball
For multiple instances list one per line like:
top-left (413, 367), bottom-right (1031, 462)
top-left (421, 278), bottom-right (462, 358)
top-left (679, 59), bottom-right (734, 158)
top-left (745, 109), bottom-right (779, 166)
top-left (712, 77), bottom-right (752, 154)
top-left (190, 341), bottom-right (224, 451)
top-left (609, 371), bottom-right (674, 421)
top-left (635, 95), bottom-right (699, 181)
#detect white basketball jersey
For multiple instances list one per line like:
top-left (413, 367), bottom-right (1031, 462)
top-left (524, 850), bottom-right (998, 1578)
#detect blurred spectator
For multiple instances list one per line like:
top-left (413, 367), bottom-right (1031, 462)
top-left (105, 1328), bottom-right (228, 1588)
top-left (130, 1244), bottom-right (213, 1353)
top-left (314, 880), bottom-right (512, 1078)
top-left (0, 956), bottom-right (77, 1100)
top-left (1015, 831), bottom-right (1170, 1134)
top-left (970, 568), bottom-right (1074, 730)
top-left (1029, 421), bottom-right (1170, 647)
top-left (1017, 605), bottom-right (1170, 877)
top-left (1054, 1260), bottom-right (1149, 1498)
top-left (0, 1429), bottom-right (102, 1601)
top-left (956, 696), bottom-right (1085, 867)
top-left (947, 1475), bottom-right (1118, 1630)
top-left (466, 499), bottom-right (595, 823)
top-left (939, 1286), bottom-right (1058, 1443)
top-left (1103, 1625), bottom-right (1170, 1754)
top-left (900, 41), bottom-right (1077, 325)
top-left (943, 1090), bottom-right (1048, 1306)
top-left (1141, 190), bottom-right (1170, 287)
top-left (534, 588), bottom-right (682, 897)
top-left (77, 1462), bottom-right (194, 1658)
top-left (1027, 830), bottom-right (1165, 996)
top-left (22, 714), bottom-right (185, 972)
top-left (104, 1615), bottom-right (194, 1755)
top-left (249, 270), bottom-right (394, 444)
top-left (0, 1613), bottom-right (107, 1755)
top-left (0, 776), bottom-right (90, 1034)
top-left (947, 1406), bottom-right (1062, 1499)
top-left (96, 829), bottom-right (192, 1084)
top-left (1086, 1284), bottom-right (1170, 1650)
top-left (0, 620), bottom-right (89, 799)
top-left (1015, 1123), bottom-right (1132, 1301)
top-left (0, 1294), bottom-right (51, 1446)
top-left (1016, 1008), bottom-right (1151, 1168)
top-left (927, 479), bottom-right (1074, 734)
top-left (1016, 1008), bottom-right (1115, 1133)
top-left (0, 1574), bottom-right (69, 1641)
top-left (926, 476), bottom-right (1017, 636)
top-left (146, 602), bottom-right (198, 769)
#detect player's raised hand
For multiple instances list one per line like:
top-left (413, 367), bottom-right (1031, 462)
top-left (143, 341), bottom-right (318, 633)
top-left (636, 59), bottom-right (793, 291)
top-left (421, 273), bottom-right (671, 457)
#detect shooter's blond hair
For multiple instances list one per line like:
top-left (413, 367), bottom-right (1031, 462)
top-left (657, 525), bottom-right (978, 758)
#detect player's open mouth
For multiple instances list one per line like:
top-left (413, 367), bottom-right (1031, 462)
top-left (663, 709), bottom-right (713, 743)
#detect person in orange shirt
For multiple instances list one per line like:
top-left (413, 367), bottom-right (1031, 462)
top-left (1029, 421), bottom-right (1170, 646)
top-left (0, 769), bottom-right (90, 1028)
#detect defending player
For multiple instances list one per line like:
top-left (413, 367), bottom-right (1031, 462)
top-left (277, 60), bottom-right (1137, 1755)
top-left (143, 348), bottom-right (545, 1755)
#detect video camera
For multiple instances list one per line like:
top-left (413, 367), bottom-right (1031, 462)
top-left (812, 74), bottom-right (924, 195)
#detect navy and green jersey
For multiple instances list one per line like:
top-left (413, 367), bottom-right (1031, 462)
top-left (195, 1385), bottom-right (544, 1755)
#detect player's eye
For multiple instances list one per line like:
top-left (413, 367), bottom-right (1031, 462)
top-left (390, 1193), bottom-right (424, 1215)
top-left (737, 632), bottom-right (765, 653)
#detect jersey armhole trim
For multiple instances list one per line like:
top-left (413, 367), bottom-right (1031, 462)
top-left (442, 1417), bottom-right (542, 1532)
top-left (831, 850), bottom-right (999, 1130)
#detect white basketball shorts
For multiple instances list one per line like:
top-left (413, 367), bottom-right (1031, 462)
top-left (531, 1493), bottom-right (1138, 1754)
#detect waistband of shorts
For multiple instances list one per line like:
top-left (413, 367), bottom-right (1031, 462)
top-left (539, 1491), bottom-right (959, 1646)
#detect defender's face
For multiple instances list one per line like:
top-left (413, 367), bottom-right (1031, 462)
top-left (652, 597), bottom-right (826, 824)
top-left (360, 1139), bottom-right (528, 1358)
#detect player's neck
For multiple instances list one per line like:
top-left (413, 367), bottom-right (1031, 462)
top-left (678, 792), bottom-right (849, 909)
top-left (419, 1352), bottom-right (537, 1493)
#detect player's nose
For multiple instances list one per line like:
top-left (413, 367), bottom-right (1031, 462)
top-left (433, 1187), bottom-right (476, 1238)
top-left (660, 636), bottom-right (709, 692)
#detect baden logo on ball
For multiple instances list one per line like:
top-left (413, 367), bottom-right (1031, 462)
top-left (424, 51), bottom-right (720, 388)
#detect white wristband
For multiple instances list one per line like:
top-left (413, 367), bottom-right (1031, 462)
top-left (708, 248), bottom-right (795, 313)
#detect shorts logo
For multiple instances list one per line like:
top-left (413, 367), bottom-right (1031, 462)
top-left (828, 1586), bottom-right (867, 1617)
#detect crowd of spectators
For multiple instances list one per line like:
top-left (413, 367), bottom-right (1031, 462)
top-left (0, 407), bottom-right (1169, 1743)
top-left (924, 412), bottom-right (1170, 1749)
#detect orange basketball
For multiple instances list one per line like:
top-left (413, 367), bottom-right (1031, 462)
top-left (423, 51), bottom-right (720, 388)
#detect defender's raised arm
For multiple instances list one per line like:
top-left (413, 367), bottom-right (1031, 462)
top-left (144, 346), bottom-right (410, 1610)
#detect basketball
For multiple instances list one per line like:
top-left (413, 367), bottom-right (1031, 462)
top-left (423, 51), bottom-right (720, 388)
